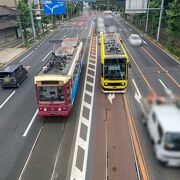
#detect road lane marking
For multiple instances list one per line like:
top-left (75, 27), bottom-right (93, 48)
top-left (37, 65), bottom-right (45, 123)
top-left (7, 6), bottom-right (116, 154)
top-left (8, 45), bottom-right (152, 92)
top-left (19, 124), bottom-right (43, 180)
top-left (70, 24), bottom-right (97, 180)
top-left (122, 17), bottom-right (180, 64)
top-left (0, 91), bottom-right (16, 109)
top-left (123, 94), bottom-right (149, 180)
top-left (142, 40), bottom-right (147, 45)
top-left (42, 50), bottom-right (52, 62)
top-left (123, 43), bottom-right (156, 95)
top-left (158, 79), bottom-right (167, 89)
top-left (142, 46), bottom-right (180, 88)
top-left (23, 109), bottom-right (38, 137)
top-left (61, 34), bottom-right (66, 40)
top-left (132, 79), bottom-right (142, 104)
top-left (20, 51), bottom-right (34, 62)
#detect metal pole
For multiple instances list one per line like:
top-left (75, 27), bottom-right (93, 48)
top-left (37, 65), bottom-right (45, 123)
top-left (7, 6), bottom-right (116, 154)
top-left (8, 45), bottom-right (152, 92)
top-left (145, 0), bottom-right (150, 32)
top-left (14, 0), bottom-right (25, 44)
top-left (28, 0), bottom-right (36, 38)
top-left (66, 0), bottom-right (69, 19)
top-left (156, 0), bottom-right (164, 41)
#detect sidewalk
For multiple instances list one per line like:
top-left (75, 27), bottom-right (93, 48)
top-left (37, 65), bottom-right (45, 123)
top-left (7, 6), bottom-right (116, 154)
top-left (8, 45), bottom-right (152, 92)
top-left (0, 38), bottom-right (26, 68)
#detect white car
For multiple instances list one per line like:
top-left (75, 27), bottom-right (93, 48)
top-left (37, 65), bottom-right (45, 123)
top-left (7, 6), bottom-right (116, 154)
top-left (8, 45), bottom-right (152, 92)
top-left (128, 34), bottom-right (142, 46)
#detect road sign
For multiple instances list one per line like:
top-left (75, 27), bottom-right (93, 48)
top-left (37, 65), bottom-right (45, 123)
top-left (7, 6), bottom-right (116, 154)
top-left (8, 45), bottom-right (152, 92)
top-left (42, 0), bottom-right (66, 14)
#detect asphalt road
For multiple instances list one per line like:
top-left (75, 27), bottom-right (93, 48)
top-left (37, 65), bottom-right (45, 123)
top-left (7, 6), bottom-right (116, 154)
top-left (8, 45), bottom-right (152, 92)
top-left (113, 15), bottom-right (180, 180)
top-left (0, 12), bottom-right (179, 180)
top-left (0, 15), bottom-right (92, 180)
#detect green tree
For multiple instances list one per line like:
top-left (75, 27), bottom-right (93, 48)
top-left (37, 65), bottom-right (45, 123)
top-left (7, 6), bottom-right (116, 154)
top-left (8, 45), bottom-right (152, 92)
top-left (17, 0), bottom-right (31, 44)
top-left (148, 0), bottom-right (161, 36)
top-left (165, 0), bottom-right (180, 43)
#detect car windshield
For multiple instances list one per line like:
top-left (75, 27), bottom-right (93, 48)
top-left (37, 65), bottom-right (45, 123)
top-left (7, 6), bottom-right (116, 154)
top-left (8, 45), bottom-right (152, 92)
top-left (131, 35), bottom-right (140, 40)
top-left (104, 58), bottom-right (126, 80)
top-left (0, 72), bottom-right (13, 78)
top-left (38, 86), bottom-right (64, 102)
top-left (164, 132), bottom-right (180, 151)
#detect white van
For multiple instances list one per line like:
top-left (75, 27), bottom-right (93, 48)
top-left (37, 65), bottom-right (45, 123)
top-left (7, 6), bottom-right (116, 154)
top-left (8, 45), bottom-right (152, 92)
top-left (145, 100), bottom-right (180, 166)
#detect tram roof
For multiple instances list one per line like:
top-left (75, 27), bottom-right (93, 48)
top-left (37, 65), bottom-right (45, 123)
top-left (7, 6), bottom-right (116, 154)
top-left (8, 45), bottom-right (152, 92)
top-left (35, 37), bottom-right (82, 82)
top-left (102, 32), bottom-right (127, 57)
top-left (34, 75), bottom-right (69, 84)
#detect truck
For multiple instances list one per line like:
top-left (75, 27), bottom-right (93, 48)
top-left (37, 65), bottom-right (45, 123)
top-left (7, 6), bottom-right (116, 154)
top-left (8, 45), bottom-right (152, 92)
top-left (140, 88), bottom-right (180, 166)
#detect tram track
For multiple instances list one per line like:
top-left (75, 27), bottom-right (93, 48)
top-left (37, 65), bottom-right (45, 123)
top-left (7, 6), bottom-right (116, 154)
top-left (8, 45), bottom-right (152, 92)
top-left (19, 117), bottom-right (68, 180)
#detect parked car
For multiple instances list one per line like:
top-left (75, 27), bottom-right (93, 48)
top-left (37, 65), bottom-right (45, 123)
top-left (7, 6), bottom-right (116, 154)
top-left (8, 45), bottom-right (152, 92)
top-left (128, 34), bottom-right (142, 46)
top-left (0, 63), bottom-right (28, 88)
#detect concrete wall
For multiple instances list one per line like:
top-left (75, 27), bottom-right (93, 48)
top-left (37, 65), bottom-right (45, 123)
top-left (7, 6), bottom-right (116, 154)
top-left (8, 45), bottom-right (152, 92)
top-left (0, 0), bottom-right (15, 7)
top-left (0, 28), bottom-right (17, 44)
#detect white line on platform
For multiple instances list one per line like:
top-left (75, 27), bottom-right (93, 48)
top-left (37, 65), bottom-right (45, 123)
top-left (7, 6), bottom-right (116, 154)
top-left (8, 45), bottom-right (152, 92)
top-left (23, 109), bottom-right (38, 137)
top-left (20, 51), bottom-right (34, 62)
top-left (42, 50), bottom-right (52, 62)
top-left (158, 79), bottom-right (167, 89)
top-left (0, 91), bottom-right (16, 109)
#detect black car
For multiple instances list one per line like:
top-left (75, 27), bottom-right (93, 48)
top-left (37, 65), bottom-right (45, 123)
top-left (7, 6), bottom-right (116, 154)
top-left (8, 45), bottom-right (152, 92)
top-left (0, 63), bottom-right (28, 88)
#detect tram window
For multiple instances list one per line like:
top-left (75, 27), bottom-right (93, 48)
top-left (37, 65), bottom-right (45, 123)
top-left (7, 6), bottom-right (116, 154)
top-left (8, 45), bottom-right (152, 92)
top-left (58, 87), bottom-right (64, 101)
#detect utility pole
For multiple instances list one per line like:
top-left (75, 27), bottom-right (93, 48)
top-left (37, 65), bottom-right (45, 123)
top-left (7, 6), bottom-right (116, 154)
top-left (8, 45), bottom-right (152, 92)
top-left (145, 0), bottom-right (150, 32)
top-left (28, 0), bottom-right (36, 38)
top-left (66, 0), bottom-right (69, 19)
top-left (14, 0), bottom-right (25, 44)
top-left (156, 0), bottom-right (164, 41)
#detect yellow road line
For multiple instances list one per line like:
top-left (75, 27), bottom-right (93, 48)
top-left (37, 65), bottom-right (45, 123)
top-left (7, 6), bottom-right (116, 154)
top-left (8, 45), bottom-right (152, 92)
top-left (123, 43), bottom-right (156, 96)
top-left (123, 94), bottom-right (149, 180)
top-left (142, 47), bottom-right (180, 88)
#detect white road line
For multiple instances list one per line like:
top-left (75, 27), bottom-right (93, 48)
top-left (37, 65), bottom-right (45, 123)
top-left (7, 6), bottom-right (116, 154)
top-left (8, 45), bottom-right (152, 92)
top-left (23, 109), bottom-right (38, 137)
top-left (85, 26), bottom-right (88, 29)
top-left (61, 34), bottom-right (66, 40)
top-left (142, 39), bottom-right (147, 45)
top-left (132, 79), bottom-right (142, 97)
top-left (158, 79), bottom-right (167, 89)
top-left (42, 50), bottom-right (52, 62)
top-left (129, 28), bottom-right (132, 31)
top-left (19, 125), bottom-right (43, 180)
top-left (20, 51), bottom-right (34, 62)
top-left (0, 91), bottom-right (16, 109)
top-left (124, 27), bottom-right (127, 31)
top-left (70, 23), bottom-right (95, 180)
top-left (35, 48), bottom-right (37, 50)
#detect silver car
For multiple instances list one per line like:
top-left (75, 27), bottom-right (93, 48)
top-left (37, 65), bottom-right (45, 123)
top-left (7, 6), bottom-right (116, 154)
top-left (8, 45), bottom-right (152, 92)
top-left (128, 34), bottom-right (142, 46)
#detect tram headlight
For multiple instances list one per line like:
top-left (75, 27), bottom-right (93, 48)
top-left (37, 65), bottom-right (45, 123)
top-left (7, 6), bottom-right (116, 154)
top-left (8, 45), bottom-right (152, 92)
top-left (58, 107), bottom-right (61, 111)
top-left (43, 107), bottom-right (47, 111)
top-left (104, 83), bottom-right (108, 86)
top-left (121, 82), bottom-right (125, 86)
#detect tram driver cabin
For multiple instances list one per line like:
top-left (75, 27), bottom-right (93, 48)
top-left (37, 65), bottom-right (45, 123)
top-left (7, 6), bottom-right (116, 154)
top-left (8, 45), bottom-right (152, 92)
top-left (34, 37), bottom-right (83, 116)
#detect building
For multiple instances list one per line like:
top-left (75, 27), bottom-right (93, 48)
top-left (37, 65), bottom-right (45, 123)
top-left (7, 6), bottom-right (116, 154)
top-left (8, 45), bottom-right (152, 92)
top-left (0, 0), bottom-right (15, 8)
top-left (0, 6), bottom-right (17, 44)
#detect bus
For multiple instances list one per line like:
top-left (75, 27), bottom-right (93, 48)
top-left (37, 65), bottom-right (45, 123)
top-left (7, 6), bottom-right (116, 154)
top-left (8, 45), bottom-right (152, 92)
top-left (34, 37), bottom-right (83, 116)
top-left (100, 32), bottom-right (129, 93)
